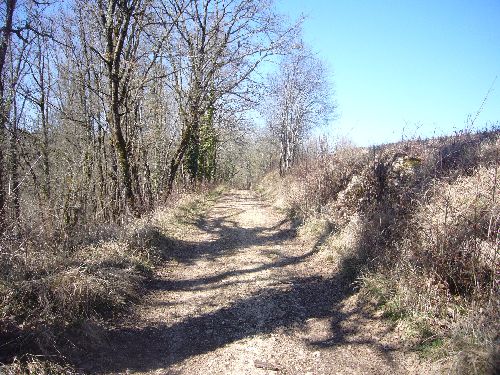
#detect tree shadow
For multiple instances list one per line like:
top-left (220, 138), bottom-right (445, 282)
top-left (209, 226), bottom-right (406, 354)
top-left (79, 269), bottom-right (397, 374)
top-left (154, 220), bottom-right (329, 294)
top-left (163, 198), bottom-right (299, 266)
top-left (75, 205), bottom-right (397, 373)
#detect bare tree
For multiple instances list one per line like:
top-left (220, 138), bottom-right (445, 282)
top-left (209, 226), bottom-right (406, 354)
top-left (98, 0), bottom-right (144, 214)
top-left (0, 0), bottom-right (48, 229)
top-left (265, 43), bottom-right (334, 174)
top-left (159, 0), bottom-right (298, 193)
top-left (0, 0), bottom-right (301, 232)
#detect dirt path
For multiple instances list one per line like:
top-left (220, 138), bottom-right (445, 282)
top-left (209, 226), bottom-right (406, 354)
top-left (82, 190), bottom-right (431, 374)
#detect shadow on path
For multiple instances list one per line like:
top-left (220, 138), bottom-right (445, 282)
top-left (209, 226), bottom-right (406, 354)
top-left (83, 270), bottom-right (396, 373)
top-left (163, 194), bottom-right (298, 266)
top-left (79, 192), bottom-right (397, 373)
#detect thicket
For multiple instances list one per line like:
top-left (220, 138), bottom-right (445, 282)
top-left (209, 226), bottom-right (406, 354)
top-left (259, 129), bottom-right (499, 374)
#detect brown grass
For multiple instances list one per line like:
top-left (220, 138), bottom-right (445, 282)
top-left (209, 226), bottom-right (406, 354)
top-left (0, 355), bottom-right (79, 375)
top-left (259, 129), bottom-right (499, 374)
top-left (0, 187), bottom-right (223, 370)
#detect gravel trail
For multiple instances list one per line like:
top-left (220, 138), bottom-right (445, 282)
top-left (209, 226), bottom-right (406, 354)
top-left (83, 190), bottom-right (433, 375)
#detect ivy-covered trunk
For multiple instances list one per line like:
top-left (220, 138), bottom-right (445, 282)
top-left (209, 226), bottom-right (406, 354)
top-left (185, 104), bottom-right (217, 184)
top-left (167, 110), bottom-right (200, 194)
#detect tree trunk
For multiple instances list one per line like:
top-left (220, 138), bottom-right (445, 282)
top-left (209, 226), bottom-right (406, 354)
top-left (103, 0), bottom-right (137, 216)
top-left (9, 102), bottom-right (20, 225)
top-left (39, 50), bottom-right (51, 201)
top-left (110, 102), bottom-right (135, 214)
top-left (166, 124), bottom-right (193, 195)
top-left (0, 0), bottom-right (17, 233)
top-left (167, 103), bottom-right (201, 195)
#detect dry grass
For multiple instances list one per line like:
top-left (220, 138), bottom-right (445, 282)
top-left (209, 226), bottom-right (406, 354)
top-left (259, 129), bottom-right (499, 374)
top-left (411, 165), bottom-right (498, 296)
top-left (0, 355), bottom-right (79, 375)
top-left (0, 187), bottom-right (223, 369)
top-left (258, 145), bottom-right (370, 219)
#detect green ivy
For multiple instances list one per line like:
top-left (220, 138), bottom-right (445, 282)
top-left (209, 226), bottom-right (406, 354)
top-left (185, 103), bottom-right (218, 183)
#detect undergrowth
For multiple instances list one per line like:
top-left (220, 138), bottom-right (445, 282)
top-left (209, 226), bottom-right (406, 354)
top-left (258, 129), bottom-right (499, 374)
top-left (0, 186), bottom-right (223, 372)
top-left (0, 355), bottom-right (79, 375)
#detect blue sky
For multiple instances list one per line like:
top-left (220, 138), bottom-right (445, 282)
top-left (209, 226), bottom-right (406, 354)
top-left (275, 0), bottom-right (500, 146)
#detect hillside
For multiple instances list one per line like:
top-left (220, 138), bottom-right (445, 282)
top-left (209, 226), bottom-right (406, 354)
top-left (258, 129), bottom-right (499, 374)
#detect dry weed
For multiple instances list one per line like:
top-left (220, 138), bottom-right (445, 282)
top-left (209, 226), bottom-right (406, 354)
top-left (263, 129), bottom-right (499, 373)
top-left (0, 188), bottom-right (223, 367)
top-left (0, 355), bottom-right (78, 375)
top-left (411, 165), bottom-right (498, 296)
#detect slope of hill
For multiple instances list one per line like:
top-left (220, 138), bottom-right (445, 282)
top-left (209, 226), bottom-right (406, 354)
top-left (258, 129), bottom-right (499, 374)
